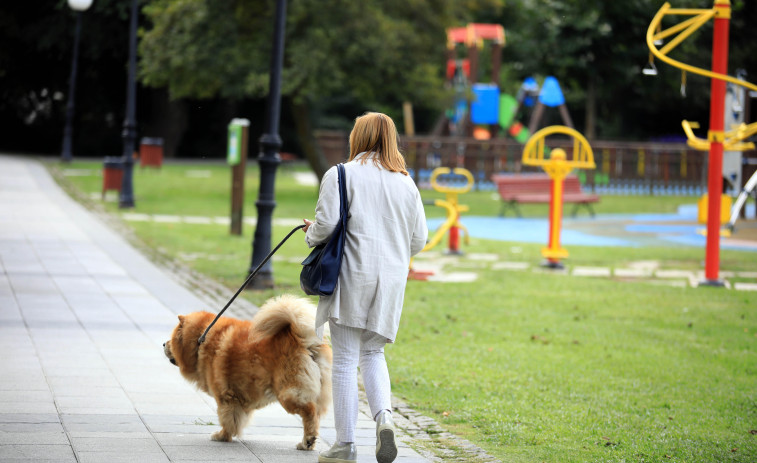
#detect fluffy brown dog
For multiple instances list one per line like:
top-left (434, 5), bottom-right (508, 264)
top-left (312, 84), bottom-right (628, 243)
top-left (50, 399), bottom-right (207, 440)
top-left (163, 295), bottom-right (332, 450)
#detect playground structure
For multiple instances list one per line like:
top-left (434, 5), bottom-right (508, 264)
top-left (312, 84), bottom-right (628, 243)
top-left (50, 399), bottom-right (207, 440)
top-left (442, 22), bottom-right (598, 268)
top-left (728, 169), bottom-right (757, 231)
top-left (426, 167), bottom-right (473, 255)
top-left (443, 23), bottom-right (504, 138)
top-left (646, 0), bottom-right (757, 285)
top-left (440, 24), bottom-right (574, 143)
top-left (408, 167), bottom-right (473, 280)
top-left (521, 126), bottom-right (596, 268)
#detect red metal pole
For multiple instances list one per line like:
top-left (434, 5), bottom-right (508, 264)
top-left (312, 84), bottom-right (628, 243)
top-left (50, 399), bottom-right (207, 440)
top-left (704, 0), bottom-right (730, 284)
top-left (448, 223), bottom-right (460, 253)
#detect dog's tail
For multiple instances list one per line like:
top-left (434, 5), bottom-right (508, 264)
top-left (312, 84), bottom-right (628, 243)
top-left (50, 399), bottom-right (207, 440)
top-left (251, 294), bottom-right (333, 414)
top-left (250, 294), bottom-right (321, 351)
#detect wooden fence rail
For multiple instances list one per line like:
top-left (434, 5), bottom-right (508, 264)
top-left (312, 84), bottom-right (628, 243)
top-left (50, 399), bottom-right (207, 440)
top-left (315, 130), bottom-right (743, 196)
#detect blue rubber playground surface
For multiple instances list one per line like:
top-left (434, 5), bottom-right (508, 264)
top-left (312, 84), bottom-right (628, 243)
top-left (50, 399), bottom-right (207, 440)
top-left (427, 204), bottom-right (757, 251)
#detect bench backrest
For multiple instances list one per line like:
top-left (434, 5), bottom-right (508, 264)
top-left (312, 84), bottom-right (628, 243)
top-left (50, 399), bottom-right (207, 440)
top-left (491, 174), bottom-right (585, 197)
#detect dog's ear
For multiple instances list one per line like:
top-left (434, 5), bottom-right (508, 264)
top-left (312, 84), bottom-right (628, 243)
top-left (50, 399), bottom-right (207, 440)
top-left (178, 315), bottom-right (185, 324)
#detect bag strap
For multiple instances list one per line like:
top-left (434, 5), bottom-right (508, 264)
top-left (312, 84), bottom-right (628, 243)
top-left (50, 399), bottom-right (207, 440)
top-left (337, 163), bottom-right (347, 220)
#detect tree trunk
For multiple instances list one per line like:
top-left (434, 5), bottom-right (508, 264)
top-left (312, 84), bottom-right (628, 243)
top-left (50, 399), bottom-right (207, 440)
top-left (142, 88), bottom-right (188, 158)
top-left (290, 98), bottom-right (330, 181)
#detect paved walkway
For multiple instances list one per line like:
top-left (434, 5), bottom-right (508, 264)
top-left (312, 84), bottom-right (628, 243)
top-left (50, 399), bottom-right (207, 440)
top-left (0, 155), bottom-right (434, 463)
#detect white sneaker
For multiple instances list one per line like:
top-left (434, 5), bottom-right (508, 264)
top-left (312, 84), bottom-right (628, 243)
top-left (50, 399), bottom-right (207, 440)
top-left (318, 441), bottom-right (357, 463)
top-left (375, 410), bottom-right (398, 463)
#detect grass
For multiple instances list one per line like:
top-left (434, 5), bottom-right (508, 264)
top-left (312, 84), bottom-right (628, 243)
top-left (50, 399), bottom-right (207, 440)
top-left (397, 267), bottom-right (756, 462)
top-left (50, 159), bottom-right (757, 462)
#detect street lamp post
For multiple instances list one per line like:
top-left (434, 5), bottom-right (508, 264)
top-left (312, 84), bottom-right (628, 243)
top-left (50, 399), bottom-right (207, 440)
top-left (119, 0), bottom-right (138, 209)
top-left (248, 0), bottom-right (288, 289)
top-left (61, 0), bottom-right (93, 163)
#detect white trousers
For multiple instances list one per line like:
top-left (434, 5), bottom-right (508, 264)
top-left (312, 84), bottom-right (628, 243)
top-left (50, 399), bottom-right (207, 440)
top-left (328, 320), bottom-right (392, 444)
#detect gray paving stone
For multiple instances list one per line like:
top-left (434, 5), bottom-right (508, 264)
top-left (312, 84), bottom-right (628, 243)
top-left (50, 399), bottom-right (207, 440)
top-left (0, 444), bottom-right (75, 460)
top-left (67, 431), bottom-right (153, 439)
top-left (0, 402), bottom-right (58, 415)
top-left (71, 437), bottom-right (164, 452)
top-left (0, 459), bottom-right (75, 463)
top-left (0, 432), bottom-right (69, 445)
top-left (13, 293), bottom-right (70, 309)
top-left (162, 444), bottom-right (254, 461)
top-left (54, 394), bottom-right (132, 410)
top-left (60, 414), bottom-right (147, 433)
top-left (47, 376), bottom-right (122, 390)
top-left (242, 439), bottom-right (324, 454)
top-left (0, 422), bottom-right (65, 433)
top-left (0, 413), bottom-right (60, 424)
top-left (134, 403), bottom-right (213, 416)
top-left (152, 433), bottom-right (218, 446)
top-left (77, 452), bottom-right (170, 463)
top-left (8, 275), bottom-right (61, 295)
top-left (0, 391), bottom-right (53, 403)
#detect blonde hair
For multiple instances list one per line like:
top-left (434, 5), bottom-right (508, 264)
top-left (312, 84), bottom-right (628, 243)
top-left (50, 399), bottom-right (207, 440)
top-left (348, 112), bottom-right (408, 175)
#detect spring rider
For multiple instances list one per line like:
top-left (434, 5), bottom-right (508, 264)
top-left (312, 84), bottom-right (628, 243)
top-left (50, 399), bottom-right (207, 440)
top-left (522, 126), bottom-right (595, 269)
top-left (408, 167), bottom-right (473, 280)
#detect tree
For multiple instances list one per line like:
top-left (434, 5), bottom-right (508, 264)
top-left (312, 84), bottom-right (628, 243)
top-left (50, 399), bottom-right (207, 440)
top-left (0, 0), bottom-right (137, 155)
top-left (492, 0), bottom-right (756, 141)
top-left (139, 0), bottom-right (499, 178)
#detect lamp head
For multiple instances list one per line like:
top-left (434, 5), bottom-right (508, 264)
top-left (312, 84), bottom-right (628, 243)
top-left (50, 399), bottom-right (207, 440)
top-left (68, 0), bottom-right (93, 11)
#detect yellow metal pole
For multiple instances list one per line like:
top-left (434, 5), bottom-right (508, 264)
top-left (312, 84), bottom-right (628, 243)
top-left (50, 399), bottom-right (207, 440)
top-left (541, 149), bottom-right (571, 267)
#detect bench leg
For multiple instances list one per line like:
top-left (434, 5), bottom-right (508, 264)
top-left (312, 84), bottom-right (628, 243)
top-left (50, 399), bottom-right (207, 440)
top-left (587, 203), bottom-right (595, 218)
top-left (499, 201), bottom-right (522, 218)
top-left (570, 203), bottom-right (596, 218)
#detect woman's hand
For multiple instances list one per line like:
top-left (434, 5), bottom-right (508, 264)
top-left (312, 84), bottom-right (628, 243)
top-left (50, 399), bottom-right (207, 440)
top-left (303, 219), bottom-right (313, 232)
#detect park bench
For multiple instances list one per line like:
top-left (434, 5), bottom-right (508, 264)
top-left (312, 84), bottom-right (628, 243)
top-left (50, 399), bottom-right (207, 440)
top-left (491, 173), bottom-right (600, 218)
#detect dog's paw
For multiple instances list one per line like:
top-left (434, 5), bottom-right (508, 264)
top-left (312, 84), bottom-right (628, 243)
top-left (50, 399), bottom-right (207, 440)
top-left (297, 436), bottom-right (317, 451)
top-left (211, 430), bottom-right (232, 442)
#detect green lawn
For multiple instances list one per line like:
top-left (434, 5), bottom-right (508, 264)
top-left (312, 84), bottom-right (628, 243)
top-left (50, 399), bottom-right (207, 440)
top-left (50, 160), bottom-right (757, 462)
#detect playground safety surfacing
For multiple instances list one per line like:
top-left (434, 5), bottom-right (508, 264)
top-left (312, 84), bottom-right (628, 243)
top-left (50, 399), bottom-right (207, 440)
top-left (417, 204), bottom-right (757, 289)
top-left (426, 204), bottom-right (757, 251)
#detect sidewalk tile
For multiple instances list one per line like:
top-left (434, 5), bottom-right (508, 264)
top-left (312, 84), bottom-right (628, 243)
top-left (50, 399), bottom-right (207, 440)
top-left (0, 444), bottom-right (76, 461)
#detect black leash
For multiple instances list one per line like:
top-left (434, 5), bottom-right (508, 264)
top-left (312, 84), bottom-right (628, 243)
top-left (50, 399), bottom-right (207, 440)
top-left (197, 224), bottom-right (306, 345)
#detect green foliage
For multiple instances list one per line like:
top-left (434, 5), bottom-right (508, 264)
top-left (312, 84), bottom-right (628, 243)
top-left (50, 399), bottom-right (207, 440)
top-left (140, 0), bottom-right (267, 99)
top-left (139, 0), bottom-right (500, 119)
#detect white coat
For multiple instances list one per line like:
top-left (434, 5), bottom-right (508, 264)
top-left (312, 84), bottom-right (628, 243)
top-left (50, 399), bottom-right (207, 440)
top-left (305, 152), bottom-right (428, 342)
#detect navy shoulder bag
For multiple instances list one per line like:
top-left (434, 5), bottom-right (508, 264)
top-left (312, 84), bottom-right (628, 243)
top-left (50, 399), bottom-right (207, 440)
top-left (300, 163), bottom-right (348, 296)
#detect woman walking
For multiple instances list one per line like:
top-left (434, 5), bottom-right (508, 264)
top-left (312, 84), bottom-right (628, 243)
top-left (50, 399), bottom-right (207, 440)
top-left (303, 112), bottom-right (428, 463)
